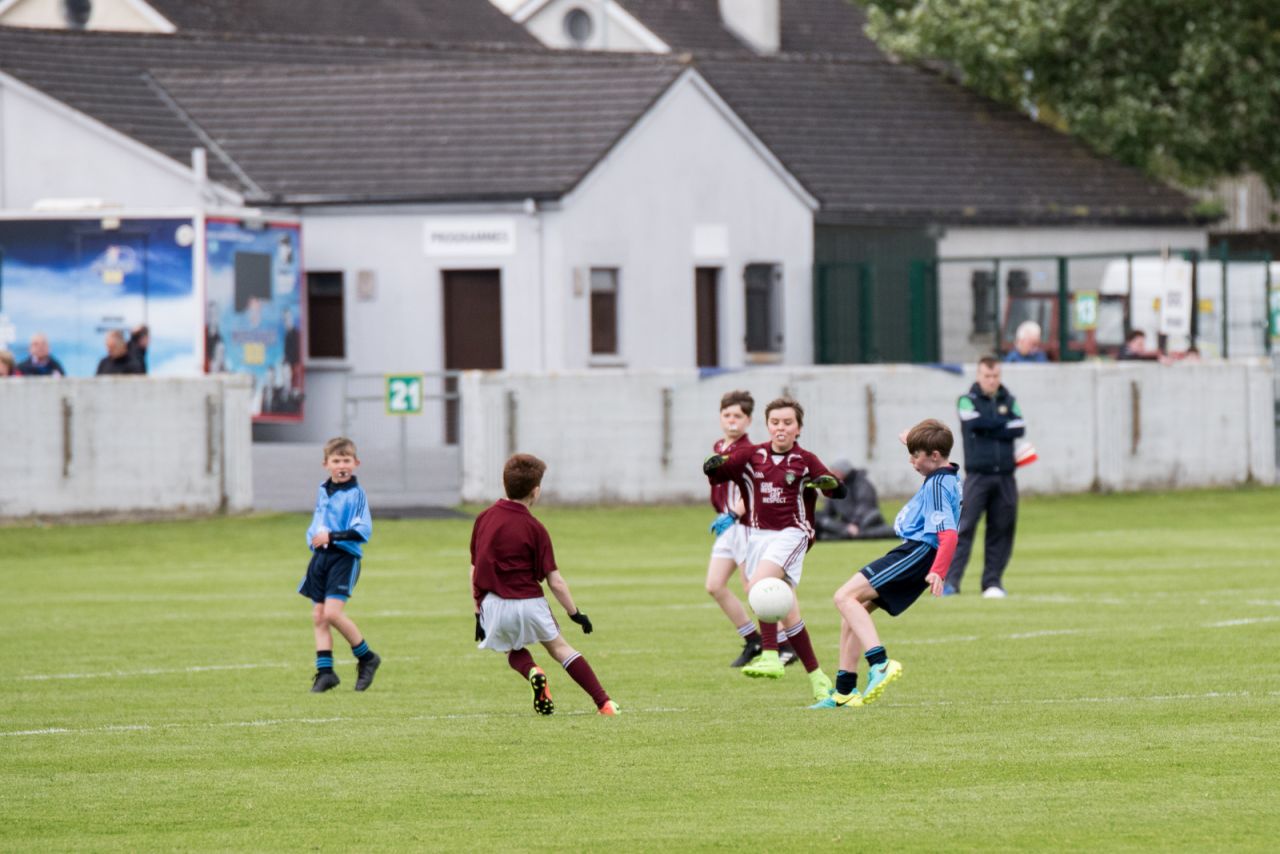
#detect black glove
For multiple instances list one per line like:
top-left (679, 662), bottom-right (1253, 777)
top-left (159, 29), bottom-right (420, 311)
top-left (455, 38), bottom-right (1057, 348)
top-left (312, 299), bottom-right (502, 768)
top-left (474, 613), bottom-right (486, 642)
top-left (807, 474), bottom-right (840, 491)
top-left (570, 610), bottom-right (593, 634)
top-left (703, 454), bottom-right (728, 475)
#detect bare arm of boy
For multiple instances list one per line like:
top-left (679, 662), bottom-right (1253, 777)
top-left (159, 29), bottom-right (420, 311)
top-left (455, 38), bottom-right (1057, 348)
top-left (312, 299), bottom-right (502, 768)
top-left (546, 571), bottom-right (593, 633)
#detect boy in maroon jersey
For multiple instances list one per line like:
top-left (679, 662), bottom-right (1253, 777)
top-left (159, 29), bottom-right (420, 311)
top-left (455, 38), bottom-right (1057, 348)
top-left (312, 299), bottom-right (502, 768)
top-left (471, 453), bottom-right (619, 716)
top-left (706, 390), bottom-right (801, 668)
top-left (704, 397), bottom-right (847, 703)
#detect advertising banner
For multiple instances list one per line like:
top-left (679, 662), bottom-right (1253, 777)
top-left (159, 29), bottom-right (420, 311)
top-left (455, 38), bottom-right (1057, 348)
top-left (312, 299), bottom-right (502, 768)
top-left (0, 216), bottom-right (199, 377)
top-left (204, 217), bottom-right (304, 421)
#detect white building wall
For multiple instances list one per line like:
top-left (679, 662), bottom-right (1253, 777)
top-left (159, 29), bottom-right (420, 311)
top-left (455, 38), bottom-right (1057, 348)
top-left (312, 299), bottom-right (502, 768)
top-left (556, 75), bottom-right (814, 370)
top-left (276, 73), bottom-right (812, 444)
top-left (0, 78), bottom-right (213, 209)
top-left (937, 226), bottom-right (1209, 363)
top-left (460, 362), bottom-right (1274, 504)
top-left (286, 206), bottom-right (542, 446)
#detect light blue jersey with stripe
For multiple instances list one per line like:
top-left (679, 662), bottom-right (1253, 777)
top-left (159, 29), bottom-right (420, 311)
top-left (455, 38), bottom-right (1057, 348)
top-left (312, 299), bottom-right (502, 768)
top-left (893, 465), bottom-right (962, 548)
top-left (306, 478), bottom-right (373, 558)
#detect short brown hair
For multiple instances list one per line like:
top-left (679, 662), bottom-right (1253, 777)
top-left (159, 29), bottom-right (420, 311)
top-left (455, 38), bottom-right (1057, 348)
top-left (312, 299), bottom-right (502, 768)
top-left (504, 453), bottom-right (546, 500)
top-left (719, 390), bottom-right (754, 416)
top-left (906, 419), bottom-right (953, 457)
top-left (978, 355), bottom-right (1001, 370)
top-left (765, 396), bottom-right (804, 427)
top-left (323, 436), bottom-right (359, 460)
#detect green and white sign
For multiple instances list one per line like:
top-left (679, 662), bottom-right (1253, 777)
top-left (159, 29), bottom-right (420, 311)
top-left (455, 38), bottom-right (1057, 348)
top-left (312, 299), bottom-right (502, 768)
top-left (1073, 290), bottom-right (1099, 331)
top-left (386, 374), bottom-right (424, 415)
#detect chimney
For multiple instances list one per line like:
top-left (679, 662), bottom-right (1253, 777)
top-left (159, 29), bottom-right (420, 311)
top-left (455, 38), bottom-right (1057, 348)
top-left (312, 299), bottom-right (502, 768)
top-left (719, 0), bottom-right (779, 54)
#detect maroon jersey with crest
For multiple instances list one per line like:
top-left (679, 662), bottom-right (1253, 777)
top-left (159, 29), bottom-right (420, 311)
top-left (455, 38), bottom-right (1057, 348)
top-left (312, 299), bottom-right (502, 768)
top-left (470, 499), bottom-right (557, 606)
top-left (708, 441), bottom-right (837, 539)
top-left (709, 434), bottom-right (752, 513)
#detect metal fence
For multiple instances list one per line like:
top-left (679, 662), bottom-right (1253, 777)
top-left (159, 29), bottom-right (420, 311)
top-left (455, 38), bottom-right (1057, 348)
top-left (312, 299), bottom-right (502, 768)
top-left (339, 371), bottom-right (461, 496)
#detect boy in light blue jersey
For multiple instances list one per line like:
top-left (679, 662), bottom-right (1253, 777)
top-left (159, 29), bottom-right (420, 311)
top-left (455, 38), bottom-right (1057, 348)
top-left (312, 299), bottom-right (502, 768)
top-left (812, 419), bottom-right (962, 709)
top-left (298, 437), bottom-right (380, 693)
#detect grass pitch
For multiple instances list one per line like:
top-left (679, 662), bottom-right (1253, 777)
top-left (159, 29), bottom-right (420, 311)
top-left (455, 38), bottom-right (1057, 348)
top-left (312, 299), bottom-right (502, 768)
top-left (3, 488), bottom-right (1279, 851)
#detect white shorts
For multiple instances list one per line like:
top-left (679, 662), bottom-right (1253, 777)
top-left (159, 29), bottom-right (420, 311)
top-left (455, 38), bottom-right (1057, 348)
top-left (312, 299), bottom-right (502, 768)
top-left (710, 523), bottom-right (750, 565)
top-left (743, 528), bottom-right (810, 587)
top-left (477, 593), bottom-right (559, 652)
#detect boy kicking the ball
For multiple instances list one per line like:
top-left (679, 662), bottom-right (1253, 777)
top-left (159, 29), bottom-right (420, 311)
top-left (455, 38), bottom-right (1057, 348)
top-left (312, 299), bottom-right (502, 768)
top-left (299, 437), bottom-right (380, 693)
top-left (704, 397), bottom-right (845, 704)
top-left (471, 454), bottom-right (619, 716)
top-left (811, 418), bottom-right (961, 710)
top-left (704, 390), bottom-right (799, 668)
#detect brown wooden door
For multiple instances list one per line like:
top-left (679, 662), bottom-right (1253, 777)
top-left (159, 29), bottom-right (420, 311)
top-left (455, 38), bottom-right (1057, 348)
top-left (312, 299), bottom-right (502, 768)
top-left (695, 267), bottom-right (720, 368)
top-left (443, 269), bottom-right (503, 444)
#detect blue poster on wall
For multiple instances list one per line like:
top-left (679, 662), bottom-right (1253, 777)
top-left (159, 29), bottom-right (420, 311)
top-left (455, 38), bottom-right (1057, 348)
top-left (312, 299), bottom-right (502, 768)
top-left (0, 216), bottom-right (198, 377)
top-left (204, 217), bottom-right (304, 421)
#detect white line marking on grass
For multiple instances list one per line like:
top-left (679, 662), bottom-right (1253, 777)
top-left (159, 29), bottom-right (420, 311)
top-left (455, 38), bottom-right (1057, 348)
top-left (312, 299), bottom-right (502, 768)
top-left (0, 708), bottom-right (688, 738)
top-left (895, 635), bottom-right (981, 645)
top-left (1202, 616), bottom-right (1280, 628)
top-left (1005, 629), bottom-right (1086, 640)
top-left (19, 662), bottom-right (293, 681)
top-left (18, 658), bottom-right (422, 682)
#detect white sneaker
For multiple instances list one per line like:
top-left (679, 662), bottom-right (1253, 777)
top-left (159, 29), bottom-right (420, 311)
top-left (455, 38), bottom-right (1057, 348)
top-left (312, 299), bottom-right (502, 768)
top-left (981, 587), bottom-right (1007, 599)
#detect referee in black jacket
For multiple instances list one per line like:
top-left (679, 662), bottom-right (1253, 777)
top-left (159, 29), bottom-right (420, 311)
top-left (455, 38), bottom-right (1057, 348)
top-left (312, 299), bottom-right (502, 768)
top-left (948, 356), bottom-right (1026, 598)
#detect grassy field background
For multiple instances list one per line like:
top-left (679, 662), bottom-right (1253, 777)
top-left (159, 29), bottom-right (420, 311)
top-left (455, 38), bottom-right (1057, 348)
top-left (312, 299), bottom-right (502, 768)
top-left (3, 488), bottom-right (1279, 851)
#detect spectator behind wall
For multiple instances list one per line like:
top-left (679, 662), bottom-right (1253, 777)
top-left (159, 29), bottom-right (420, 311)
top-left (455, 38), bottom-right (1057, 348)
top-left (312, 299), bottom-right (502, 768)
top-left (814, 459), bottom-right (896, 541)
top-left (1116, 329), bottom-right (1160, 361)
top-left (1005, 321), bottom-right (1049, 363)
top-left (16, 333), bottom-right (66, 377)
top-left (0, 349), bottom-right (15, 377)
top-left (96, 329), bottom-right (144, 375)
top-left (127, 325), bottom-right (150, 374)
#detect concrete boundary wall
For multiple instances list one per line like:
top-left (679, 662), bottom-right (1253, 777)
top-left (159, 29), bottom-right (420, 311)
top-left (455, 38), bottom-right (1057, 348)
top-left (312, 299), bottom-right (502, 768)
top-left (460, 363), bottom-right (1275, 504)
top-left (0, 376), bottom-right (253, 517)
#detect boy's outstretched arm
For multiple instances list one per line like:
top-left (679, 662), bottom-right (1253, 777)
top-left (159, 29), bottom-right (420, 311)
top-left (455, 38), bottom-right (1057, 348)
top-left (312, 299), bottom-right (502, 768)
top-left (546, 570), bottom-right (592, 633)
top-left (704, 445), bottom-right (750, 483)
top-left (925, 530), bottom-right (958, 596)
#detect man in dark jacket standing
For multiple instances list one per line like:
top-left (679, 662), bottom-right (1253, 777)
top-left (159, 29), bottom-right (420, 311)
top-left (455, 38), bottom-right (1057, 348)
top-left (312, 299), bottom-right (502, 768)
top-left (949, 356), bottom-right (1025, 598)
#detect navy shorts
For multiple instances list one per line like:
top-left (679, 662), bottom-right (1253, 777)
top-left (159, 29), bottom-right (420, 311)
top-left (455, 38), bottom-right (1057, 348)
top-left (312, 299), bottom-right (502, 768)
top-left (858, 540), bottom-right (936, 617)
top-left (298, 548), bottom-right (361, 603)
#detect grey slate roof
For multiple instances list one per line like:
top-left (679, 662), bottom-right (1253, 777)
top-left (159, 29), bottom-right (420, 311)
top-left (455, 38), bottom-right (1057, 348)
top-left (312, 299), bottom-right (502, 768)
top-left (145, 0), bottom-right (538, 45)
top-left (617, 0), bottom-right (885, 58)
top-left (0, 26), bottom-right (1196, 223)
top-left (0, 27), bottom-right (549, 192)
top-left (697, 55), bottom-right (1198, 225)
top-left (146, 55), bottom-right (686, 203)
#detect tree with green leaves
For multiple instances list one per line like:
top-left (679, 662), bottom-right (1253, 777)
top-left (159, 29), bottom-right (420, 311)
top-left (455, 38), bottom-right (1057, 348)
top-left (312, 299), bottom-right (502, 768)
top-left (857, 1), bottom-right (1280, 191)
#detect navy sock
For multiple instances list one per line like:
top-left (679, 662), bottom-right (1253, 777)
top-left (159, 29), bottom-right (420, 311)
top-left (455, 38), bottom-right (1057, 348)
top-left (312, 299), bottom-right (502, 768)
top-left (865, 645), bottom-right (888, 667)
top-left (352, 640), bottom-right (375, 662)
top-left (316, 651), bottom-right (334, 673)
top-left (835, 669), bottom-right (858, 695)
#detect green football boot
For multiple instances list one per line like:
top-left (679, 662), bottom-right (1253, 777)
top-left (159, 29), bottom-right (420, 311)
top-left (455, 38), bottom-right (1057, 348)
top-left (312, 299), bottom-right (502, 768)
top-left (807, 691), bottom-right (862, 710)
top-left (860, 659), bottom-right (902, 705)
top-left (742, 649), bottom-right (785, 679)
top-left (808, 669), bottom-right (833, 703)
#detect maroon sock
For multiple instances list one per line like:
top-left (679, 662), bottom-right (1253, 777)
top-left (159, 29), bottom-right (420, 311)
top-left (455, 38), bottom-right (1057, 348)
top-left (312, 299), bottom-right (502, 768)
top-left (760, 621), bottom-right (779, 651)
top-left (508, 647), bottom-right (536, 679)
top-left (786, 625), bottom-right (821, 673)
top-left (564, 653), bottom-right (610, 708)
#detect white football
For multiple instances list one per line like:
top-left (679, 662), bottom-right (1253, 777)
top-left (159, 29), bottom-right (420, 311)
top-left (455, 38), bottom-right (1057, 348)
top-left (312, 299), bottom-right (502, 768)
top-left (748, 577), bottom-right (794, 622)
